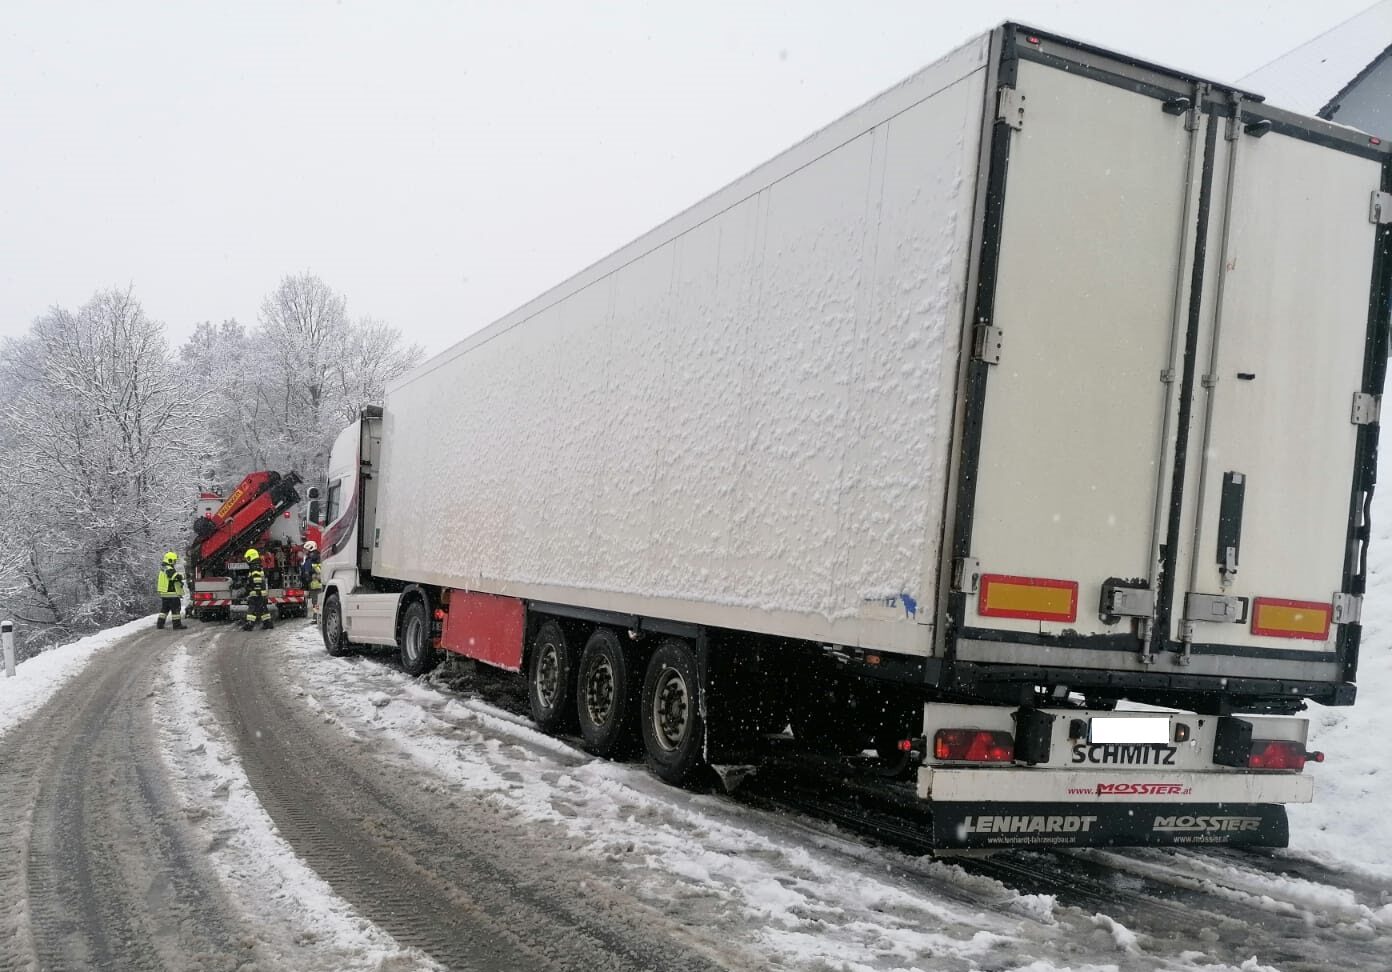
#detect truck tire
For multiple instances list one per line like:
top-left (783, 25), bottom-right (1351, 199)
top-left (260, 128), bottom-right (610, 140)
top-left (399, 599), bottom-right (438, 676)
top-left (323, 594), bottom-right (351, 658)
top-left (576, 628), bottom-right (638, 757)
top-left (527, 621), bottom-right (576, 733)
top-left (640, 639), bottom-right (705, 787)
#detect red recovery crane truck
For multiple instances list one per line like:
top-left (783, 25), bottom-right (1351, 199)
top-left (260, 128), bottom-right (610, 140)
top-left (187, 471), bottom-right (320, 621)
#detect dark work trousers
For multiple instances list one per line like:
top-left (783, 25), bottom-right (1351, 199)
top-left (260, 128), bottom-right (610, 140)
top-left (246, 594), bottom-right (271, 624)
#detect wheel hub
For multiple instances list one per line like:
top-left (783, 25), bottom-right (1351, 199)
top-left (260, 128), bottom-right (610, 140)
top-left (652, 667), bottom-right (689, 752)
top-left (536, 644), bottom-right (560, 708)
top-left (404, 614), bottom-right (423, 662)
top-left (585, 657), bottom-right (615, 727)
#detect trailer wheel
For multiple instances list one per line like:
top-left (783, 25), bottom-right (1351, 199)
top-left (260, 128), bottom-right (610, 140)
top-left (399, 599), bottom-right (438, 676)
top-left (527, 620), bottom-right (576, 733)
top-left (323, 594), bottom-right (351, 657)
top-left (576, 628), bottom-right (638, 757)
top-left (640, 639), bottom-right (705, 786)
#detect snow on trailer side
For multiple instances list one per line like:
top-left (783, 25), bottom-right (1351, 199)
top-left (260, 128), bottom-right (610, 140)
top-left (372, 34), bottom-right (994, 656)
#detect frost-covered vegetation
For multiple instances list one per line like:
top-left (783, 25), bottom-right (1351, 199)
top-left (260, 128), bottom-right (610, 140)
top-left (0, 273), bottom-right (421, 658)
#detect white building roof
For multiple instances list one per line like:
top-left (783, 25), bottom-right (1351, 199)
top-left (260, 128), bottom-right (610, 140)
top-left (1240, 0), bottom-right (1392, 115)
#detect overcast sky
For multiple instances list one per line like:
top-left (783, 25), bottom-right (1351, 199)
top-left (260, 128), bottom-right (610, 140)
top-left (0, 0), bottom-right (1376, 356)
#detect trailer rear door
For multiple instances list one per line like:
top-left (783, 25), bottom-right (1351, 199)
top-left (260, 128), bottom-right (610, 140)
top-left (956, 52), bottom-right (1198, 644)
top-left (1172, 108), bottom-right (1387, 665)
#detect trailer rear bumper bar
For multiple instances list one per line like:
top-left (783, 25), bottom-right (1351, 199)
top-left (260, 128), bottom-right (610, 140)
top-left (920, 765), bottom-right (1313, 805)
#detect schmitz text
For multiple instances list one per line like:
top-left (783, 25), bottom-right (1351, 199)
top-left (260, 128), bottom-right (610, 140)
top-left (1071, 743), bottom-right (1177, 766)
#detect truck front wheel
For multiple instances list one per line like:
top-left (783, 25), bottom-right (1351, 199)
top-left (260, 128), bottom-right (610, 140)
top-left (323, 594), bottom-right (351, 658)
top-left (640, 639), bottom-right (705, 787)
top-left (399, 599), bottom-right (438, 676)
top-left (527, 621), bottom-right (576, 733)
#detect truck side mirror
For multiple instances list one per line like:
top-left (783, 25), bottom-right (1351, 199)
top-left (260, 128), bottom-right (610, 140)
top-left (306, 486), bottom-right (322, 525)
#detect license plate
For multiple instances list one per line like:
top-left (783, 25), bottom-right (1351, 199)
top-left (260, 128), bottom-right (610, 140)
top-left (1089, 716), bottom-right (1170, 744)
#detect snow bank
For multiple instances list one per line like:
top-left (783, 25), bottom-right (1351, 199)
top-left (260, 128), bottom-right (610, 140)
top-left (0, 615), bottom-right (150, 739)
top-left (1287, 439), bottom-right (1392, 878)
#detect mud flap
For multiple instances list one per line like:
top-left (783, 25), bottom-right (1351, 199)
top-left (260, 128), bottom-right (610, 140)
top-left (931, 801), bottom-right (1288, 850)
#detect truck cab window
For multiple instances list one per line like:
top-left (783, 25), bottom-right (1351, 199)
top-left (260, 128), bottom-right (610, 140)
top-left (326, 480), bottom-right (342, 525)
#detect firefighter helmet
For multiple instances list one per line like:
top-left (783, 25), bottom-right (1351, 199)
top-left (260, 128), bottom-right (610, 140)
top-left (163, 551), bottom-right (178, 564)
top-left (244, 548), bottom-right (260, 562)
top-left (303, 540), bottom-right (318, 553)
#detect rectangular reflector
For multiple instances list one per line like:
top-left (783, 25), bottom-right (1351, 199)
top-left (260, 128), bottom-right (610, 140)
top-left (1250, 598), bottom-right (1331, 640)
top-left (978, 574), bottom-right (1078, 622)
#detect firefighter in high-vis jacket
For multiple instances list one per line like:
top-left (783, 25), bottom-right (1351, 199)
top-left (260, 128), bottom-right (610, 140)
top-left (156, 551), bottom-right (185, 629)
top-left (300, 540), bottom-right (323, 623)
top-left (242, 548), bottom-right (273, 631)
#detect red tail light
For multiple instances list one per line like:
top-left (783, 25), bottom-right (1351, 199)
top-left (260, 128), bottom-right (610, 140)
top-left (1248, 740), bottom-right (1309, 770)
top-left (934, 729), bottom-right (1014, 763)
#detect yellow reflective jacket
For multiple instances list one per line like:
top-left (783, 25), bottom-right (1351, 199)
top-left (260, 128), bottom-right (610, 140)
top-left (309, 561), bottom-right (321, 591)
top-left (246, 568), bottom-right (267, 597)
top-left (157, 565), bottom-right (184, 597)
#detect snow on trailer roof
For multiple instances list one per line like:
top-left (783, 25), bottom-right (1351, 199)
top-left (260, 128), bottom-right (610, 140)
top-left (1240, 0), bottom-right (1392, 116)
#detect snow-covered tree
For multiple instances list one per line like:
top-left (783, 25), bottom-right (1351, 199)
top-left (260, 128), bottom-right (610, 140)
top-left (0, 288), bottom-right (202, 648)
top-left (333, 316), bottom-right (424, 424)
top-left (257, 272), bottom-right (346, 476)
top-left (238, 273), bottom-right (422, 485)
top-left (178, 319), bottom-right (263, 488)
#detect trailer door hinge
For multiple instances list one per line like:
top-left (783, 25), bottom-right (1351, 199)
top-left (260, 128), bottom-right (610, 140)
top-left (953, 557), bottom-right (981, 595)
top-left (1333, 592), bottom-right (1362, 625)
top-left (997, 86), bottom-right (1025, 130)
top-left (1372, 191), bottom-right (1392, 225)
top-left (1185, 592), bottom-right (1249, 624)
top-left (1224, 97), bottom-right (1244, 142)
top-left (1352, 391), bottom-right (1381, 425)
top-left (973, 323), bottom-right (1003, 365)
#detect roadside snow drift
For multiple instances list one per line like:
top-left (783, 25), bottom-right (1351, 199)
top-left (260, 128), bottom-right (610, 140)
top-left (0, 616), bottom-right (150, 739)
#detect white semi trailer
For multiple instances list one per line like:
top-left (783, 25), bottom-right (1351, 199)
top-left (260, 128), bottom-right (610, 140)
top-left (318, 24), bottom-right (1390, 850)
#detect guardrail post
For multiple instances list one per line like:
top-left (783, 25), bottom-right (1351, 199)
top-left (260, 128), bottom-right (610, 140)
top-left (2, 620), bottom-right (14, 678)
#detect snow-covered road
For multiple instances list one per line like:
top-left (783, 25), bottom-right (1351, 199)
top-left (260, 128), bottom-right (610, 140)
top-left (3, 615), bottom-right (1387, 971)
